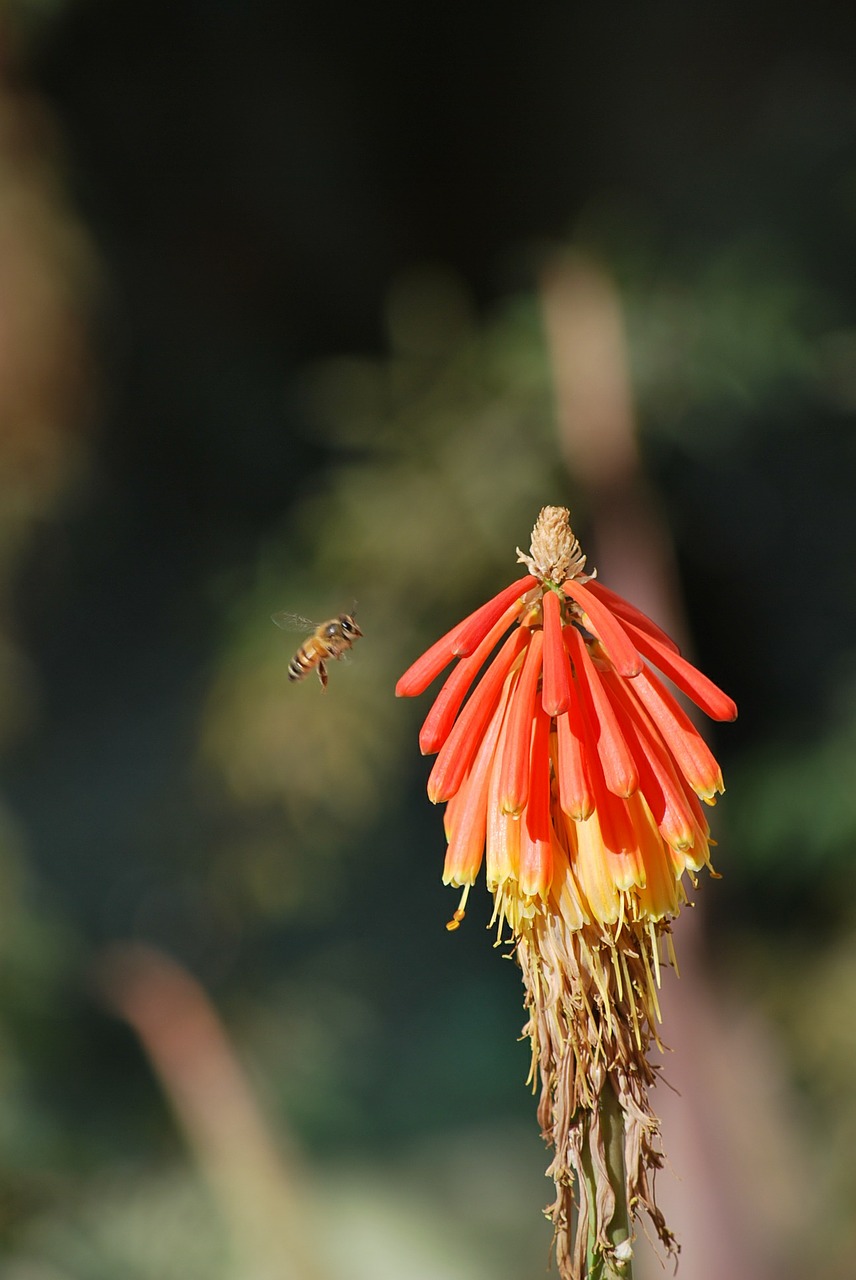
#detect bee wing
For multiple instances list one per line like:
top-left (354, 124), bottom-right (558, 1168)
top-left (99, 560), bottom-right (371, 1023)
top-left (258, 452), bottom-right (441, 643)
top-left (271, 611), bottom-right (317, 633)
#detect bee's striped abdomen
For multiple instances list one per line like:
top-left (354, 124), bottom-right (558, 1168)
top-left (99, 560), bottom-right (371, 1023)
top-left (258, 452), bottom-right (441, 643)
top-left (288, 646), bottom-right (315, 681)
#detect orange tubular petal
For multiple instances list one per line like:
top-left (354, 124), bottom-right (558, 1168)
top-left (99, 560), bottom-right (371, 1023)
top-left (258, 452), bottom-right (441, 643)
top-left (395, 574), bottom-right (535, 698)
top-left (541, 589), bottom-right (571, 716)
top-left (562, 578), bottom-right (642, 677)
top-left (497, 628), bottom-right (544, 815)
top-left (583, 579), bottom-right (681, 655)
top-left (555, 662), bottom-right (594, 819)
top-left (630, 664), bottom-right (724, 800)
top-left (418, 599), bottom-right (526, 755)
top-left (519, 813), bottom-right (554, 899)
top-left (519, 701), bottom-right (553, 897)
top-left (619, 619), bottom-right (737, 722)
top-left (441, 682), bottom-right (508, 888)
top-left (564, 625), bottom-right (639, 798)
top-left (395, 632), bottom-right (459, 698)
top-left (451, 575), bottom-right (538, 657)
top-left (486, 673), bottom-right (522, 889)
top-left (525, 701), bottom-right (552, 843)
top-left (427, 627), bottom-right (528, 804)
top-left (570, 667), bottom-right (639, 858)
top-left (571, 807), bottom-right (621, 924)
top-left (602, 670), bottom-right (697, 851)
top-left (580, 760), bottom-right (645, 890)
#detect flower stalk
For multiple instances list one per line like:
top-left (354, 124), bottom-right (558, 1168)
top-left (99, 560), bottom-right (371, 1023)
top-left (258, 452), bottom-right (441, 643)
top-left (396, 506), bottom-right (736, 1278)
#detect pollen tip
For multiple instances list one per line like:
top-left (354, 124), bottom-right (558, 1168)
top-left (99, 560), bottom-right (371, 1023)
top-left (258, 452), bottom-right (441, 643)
top-left (517, 506), bottom-right (589, 583)
top-left (501, 799), bottom-right (524, 818)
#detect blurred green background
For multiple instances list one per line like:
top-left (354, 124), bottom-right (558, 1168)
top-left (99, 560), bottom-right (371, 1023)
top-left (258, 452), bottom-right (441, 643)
top-left (0, 2), bottom-right (855, 1277)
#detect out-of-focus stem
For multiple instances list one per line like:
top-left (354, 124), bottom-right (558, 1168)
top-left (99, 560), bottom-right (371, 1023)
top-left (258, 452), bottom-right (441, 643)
top-left (583, 1081), bottom-right (633, 1280)
top-left (599, 1081), bottom-right (633, 1278)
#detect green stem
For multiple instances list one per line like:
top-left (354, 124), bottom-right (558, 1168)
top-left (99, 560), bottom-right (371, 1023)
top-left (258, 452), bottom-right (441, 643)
top-left (583, 1079), bottom-right (634, 1280)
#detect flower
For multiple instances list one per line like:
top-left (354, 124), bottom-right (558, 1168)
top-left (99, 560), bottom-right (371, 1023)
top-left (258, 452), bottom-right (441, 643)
top-left (396, 506), bottom-right (736, 1279)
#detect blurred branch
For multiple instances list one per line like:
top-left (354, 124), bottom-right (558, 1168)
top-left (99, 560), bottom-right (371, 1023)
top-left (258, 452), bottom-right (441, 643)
top-left (540, 251), bottom-right (686, 648)
top-left (98, 943), bottom-right (331, 1280)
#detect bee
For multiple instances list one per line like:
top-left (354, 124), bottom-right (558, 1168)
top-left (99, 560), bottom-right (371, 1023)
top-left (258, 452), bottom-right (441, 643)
top-left (271, 608), bottom-right (362, 690)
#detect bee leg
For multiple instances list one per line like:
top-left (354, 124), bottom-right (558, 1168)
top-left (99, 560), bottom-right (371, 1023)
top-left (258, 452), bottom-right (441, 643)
top-left (317, 661), bottom-right (328, 690)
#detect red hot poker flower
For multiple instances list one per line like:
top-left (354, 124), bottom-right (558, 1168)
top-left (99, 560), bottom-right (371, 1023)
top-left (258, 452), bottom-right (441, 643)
top-left (396, 505), bottom-right (737, 1280)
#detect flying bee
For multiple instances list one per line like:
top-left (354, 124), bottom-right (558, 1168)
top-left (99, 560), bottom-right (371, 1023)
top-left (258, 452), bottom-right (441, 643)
top-left (271, 608), bottom-right (362, 690)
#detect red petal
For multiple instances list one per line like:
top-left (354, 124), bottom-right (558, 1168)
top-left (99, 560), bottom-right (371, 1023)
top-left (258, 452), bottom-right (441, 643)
top-left (519, 810), bottom-right (554, 898)
top-left (581, 736), bottom-right (639, 858)
top-left (525, 700), bottom-right (552, 843)
top-left (395, 574), bottom-right (536, 698)
top-left (427, 628), bottom-right (527, 803)
top-left (555, 638), bottom-right (595, 819)
top-left (395, 632), bottom-right (459, 698)
top-left (555, 703), bottom-right (594, 820)
top-left (496, 628), bottom-right (544, 815)
top-left (603, 670), bottom-right (698, 850)
top-left (441, 682), bottom-right (508, 887)
top-left (541, 589), bottom-right (571, 716)
top-left (583, 579), bottom-right (681, 655)
top-left (564, 625), bottom-right (639, 798)
top-left (520, 702), bottom-right (554, 896)
top-left (619, 619), bottom-right (737, 722)
top-left (451, 575), bottom-right (538, 657)
top-left (562, 578), bottom-right (642, 677)
top-left (418, 599), bottom-right (526, 754)
top-left (630, 664), bottom-right (724, 800)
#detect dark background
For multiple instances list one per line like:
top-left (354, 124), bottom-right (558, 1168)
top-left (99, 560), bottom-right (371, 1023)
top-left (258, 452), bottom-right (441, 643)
top-left (0, 2), bottom-right (855, 1276)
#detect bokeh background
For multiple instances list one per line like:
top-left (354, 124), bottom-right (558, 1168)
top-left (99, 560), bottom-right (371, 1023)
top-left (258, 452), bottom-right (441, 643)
top-left (1, 2), bottom-right (855, 1277)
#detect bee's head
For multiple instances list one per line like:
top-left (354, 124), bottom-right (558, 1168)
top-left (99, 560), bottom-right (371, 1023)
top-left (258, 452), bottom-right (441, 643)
top-left (340, 613), bottom-right (362, 638)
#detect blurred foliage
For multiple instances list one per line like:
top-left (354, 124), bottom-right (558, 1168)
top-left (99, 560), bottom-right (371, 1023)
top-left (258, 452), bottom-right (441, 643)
top-left (200, 268), bottom-right (565, 894)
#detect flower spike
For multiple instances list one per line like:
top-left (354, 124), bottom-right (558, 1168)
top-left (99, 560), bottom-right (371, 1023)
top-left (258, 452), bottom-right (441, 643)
top-left (396, 505), bottom-right (736, 1280)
